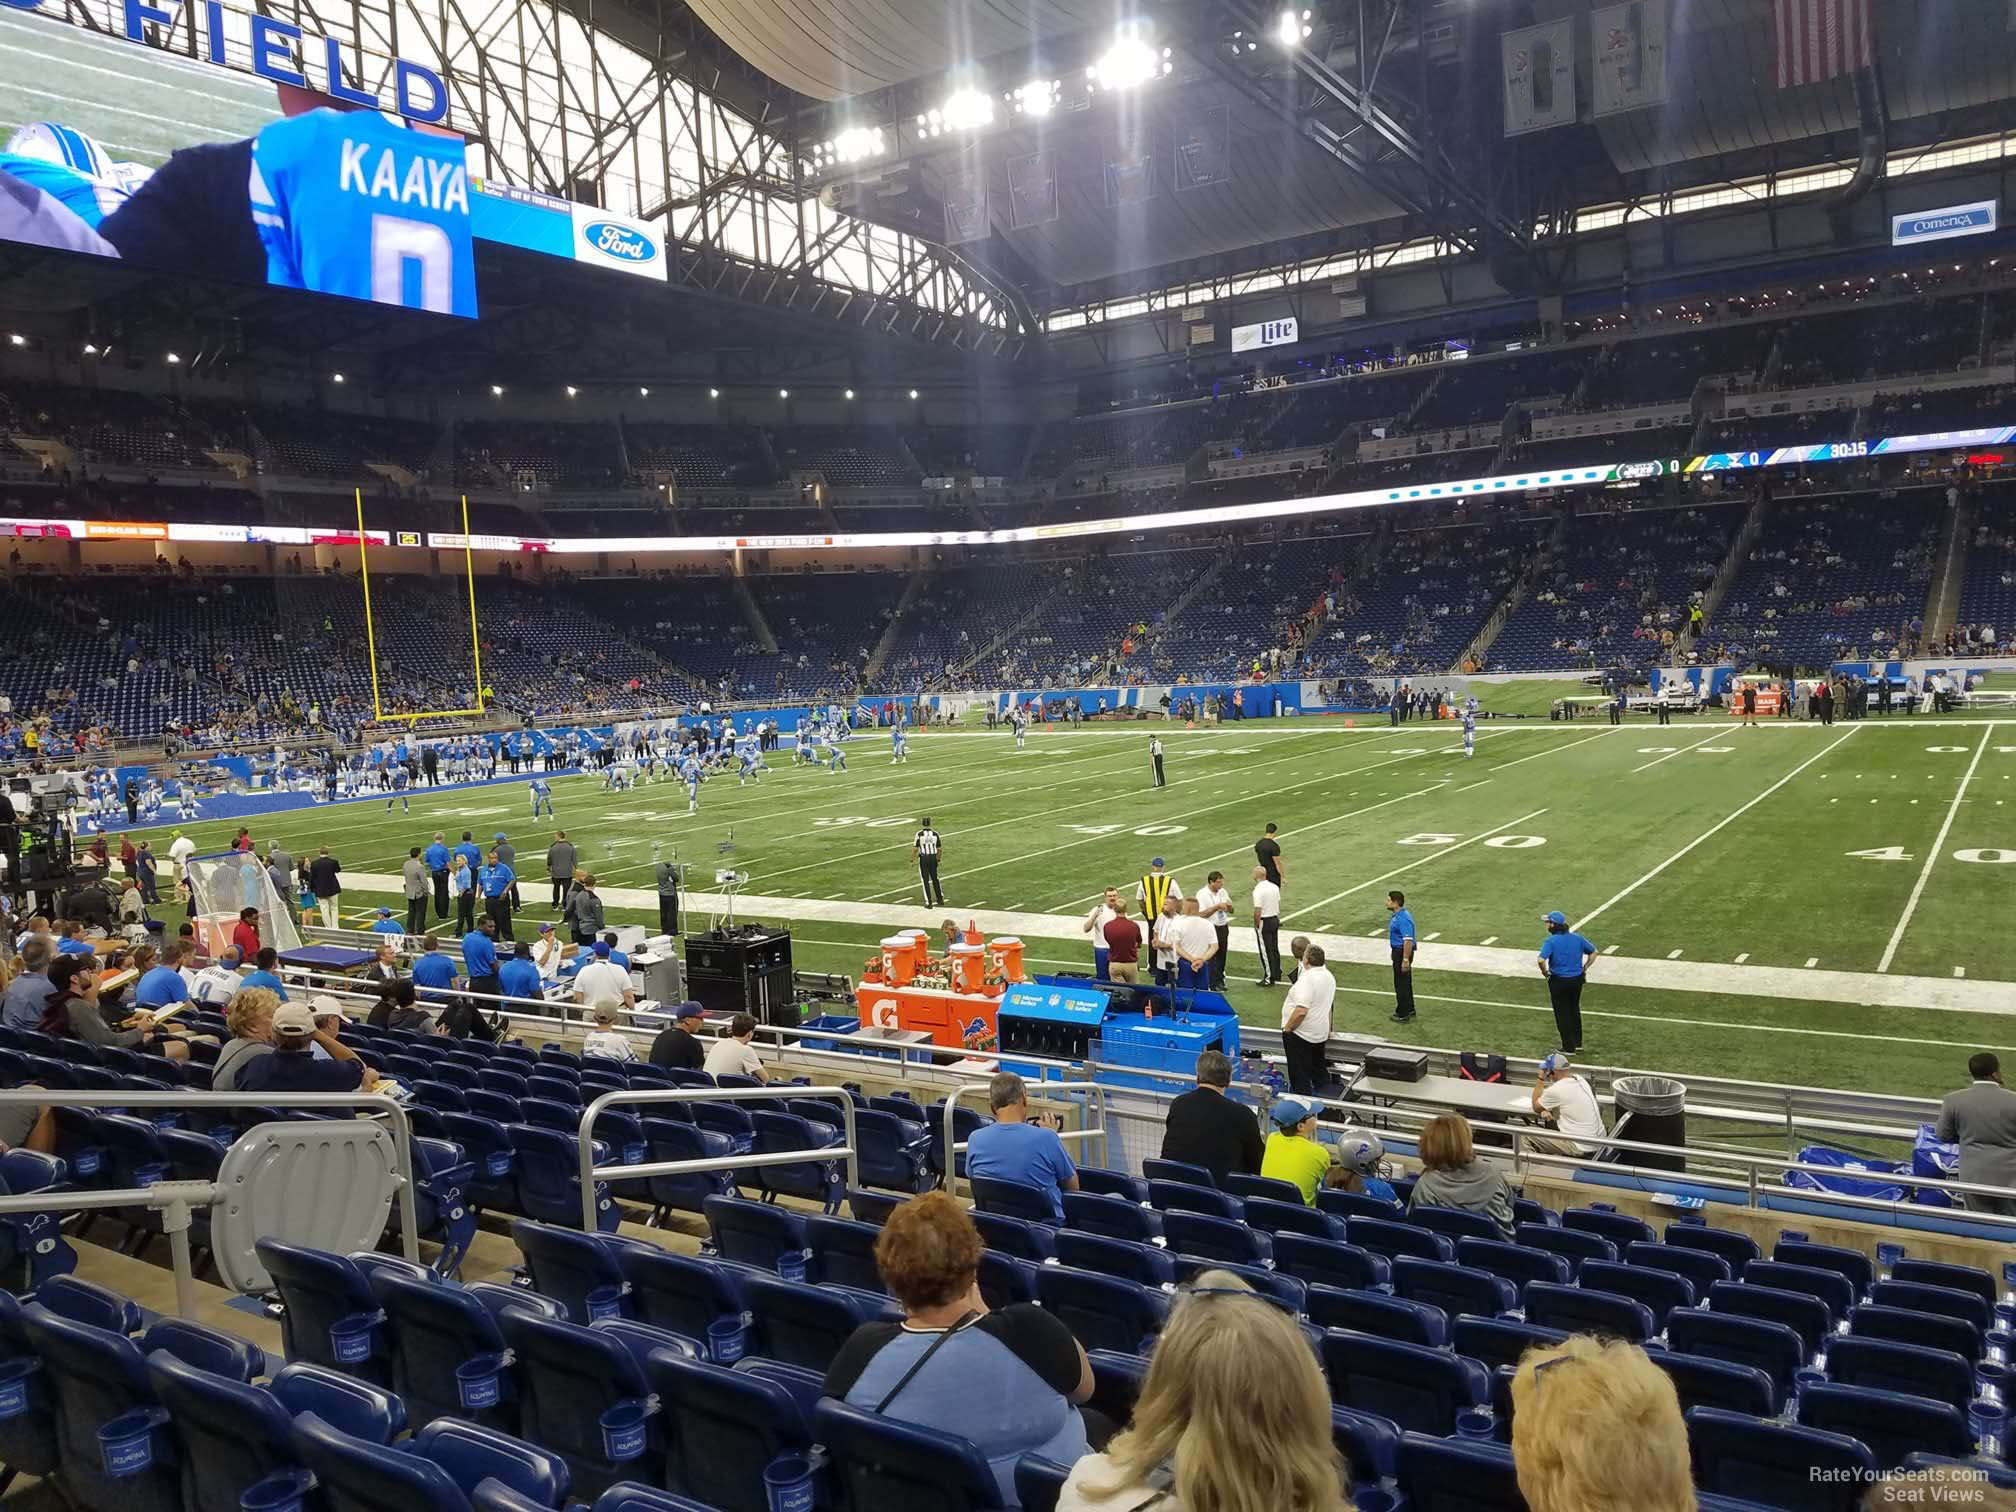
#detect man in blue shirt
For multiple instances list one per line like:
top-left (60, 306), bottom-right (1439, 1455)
top-left (411, 935), bottom-right (458, 1000)
top-left (497, 942), bottom-right (544, 1004)
top-left (454, 831), bottom-right (483, 877)
top-left (965, 1072), bottom-right (1078, 1221)
top-left (479, 849), bottom-right (517, 941)
top-left (597, 932), bottom-right (631, 970)
top-left (55, 922), bottom-right (94, 956)
top-left (425, 832), bottom-right (451, 921)
top-left (241, 946), bottom-right (291, 1002)
top-left (461, 919), bottom-right (499, 982)
top-left (136, 943), bottom-right (193, 1011)
top-left (1386, 889), bottom-right (1417, 1024)
top-left (369, 907), bottom-right (405, 936)
top-left (1536, 910), bottom-right (1596, 1053)
top-left (1, 940), bottom-right (55, 1033)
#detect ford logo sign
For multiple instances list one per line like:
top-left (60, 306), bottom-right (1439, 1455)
top-left (584, 221), bottom-right (656, 262)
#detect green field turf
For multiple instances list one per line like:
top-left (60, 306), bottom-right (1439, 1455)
top-left (103, 714), bottom-right (2016, 1104)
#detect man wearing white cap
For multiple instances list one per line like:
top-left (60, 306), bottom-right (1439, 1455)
top-left (238, 1001), bottom-right (377, 1094)
top-left (1529, 1053), bottom-right (1606, 1157)
top-left (1536, 909), bottom-right (1596, 1053)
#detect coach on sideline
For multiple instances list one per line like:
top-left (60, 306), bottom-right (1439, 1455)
top-left (1536, 910), bottom-right (1595, 1054)
top-left (1387, 890), bottom-right (1417, 1024)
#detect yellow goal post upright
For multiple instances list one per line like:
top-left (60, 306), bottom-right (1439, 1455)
top-left (353, 487), bottom-right (490, 725)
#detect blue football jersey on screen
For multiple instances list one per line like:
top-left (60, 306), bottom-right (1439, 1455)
top-left (249, 108), bottom-right (477, 317)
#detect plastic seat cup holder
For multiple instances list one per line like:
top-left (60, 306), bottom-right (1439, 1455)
top-left (586, 1283), bottom-right (627, 1324)
top-left (209, 1126), bottom-right (238, 1149)
top-left (1970, 1399), bottom-right (2008, 1460)
top-left (1453, 1409), bottom-right (1496, 1441)
top-left (1979, 1359), bottom-right (2013, 1406)
top-left (486, 1152), bottom-right (514, 1178)
top-left (134, 1162), bottom-right (167, 1188)
top-left (0, 1357), bottom-right (40, 1420)
top-left (99, 1405), bottom-right (170, 1477)
top-left (239, 1467), bottom-right (317, 1512)
top-left (1989, 1330), bottom-right (2016, 1366)
top-left (1874, 1243), bottom-right (1906, 1274)
top-left (456, 1352), bottom-right (509, 1411)
top-left (1352, 1488), bottom-right (1400, 1512)
top-left (73, 1148), bottom-right (103, 1178)
top-left (623, 1142), bottom-right (647, 1165)
top-left (1793, 1368), bottom-right (1828, 1405)
top-left (764, 1451), bottom-right (822, 1512)
top-left (707, 1315), bottom-right (749, 1365)
top-left (777, 1250), bottom-right (809, 1282)
top-left (599, 1399), bottom-right (651, 1463)
top-left (151, 1114), bottom-right (179, 1132)
top-left (329, 1310), bottom-right (382, 1366)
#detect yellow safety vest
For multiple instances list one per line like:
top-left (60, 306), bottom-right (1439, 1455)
top-left (1140, 872), bottom-right (1173, 919)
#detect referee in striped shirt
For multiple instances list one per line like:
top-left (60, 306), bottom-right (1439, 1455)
top-left (914, 819), bottom-right (945, 906)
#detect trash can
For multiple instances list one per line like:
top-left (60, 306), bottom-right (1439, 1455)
top-left (1611, 1075), bottom-right (1686, 1171)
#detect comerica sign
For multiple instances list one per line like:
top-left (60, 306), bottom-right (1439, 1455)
top-left (1890, 199), bottom-right (1998, 248)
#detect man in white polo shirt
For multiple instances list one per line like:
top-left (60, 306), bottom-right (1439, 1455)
top-left (1250, 865), bottom-right (1283, 987)
top-left (1196, 871), bottom-right (1233, 990)
top-left (1280, 943), bottom-right (1334, 1095)
top-left (572, 941), bottom-right (635, 1013)
top-left (1528, 1053), bottom-right (1607, 1157)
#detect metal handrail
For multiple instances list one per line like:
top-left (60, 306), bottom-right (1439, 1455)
top-left (943, 1079), bottom-right (1110, 1202)
top-left (574, 1085), bottom-right (859, 1232)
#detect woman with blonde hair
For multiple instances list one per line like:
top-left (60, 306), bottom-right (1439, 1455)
top-left (1059, 1269), bottom-right (1347, 1512)
top-left (1509, 1335), bottom-right (1695, 1512)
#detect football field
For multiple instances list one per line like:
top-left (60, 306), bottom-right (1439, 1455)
top-left (111, 714), bottom-right (2016, 1103)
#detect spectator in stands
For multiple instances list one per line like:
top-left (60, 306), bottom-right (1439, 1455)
top-left (1159, 1048), bottom-right (1262, 1184)
top-left (1509, 1336), bottom-right (1694, 1512)
top-left (1527, 1054), bottom-right (1607, 1158)
top-left (241, 946), bottom-right (289, 1001)
top-left (361, 941), bottom-right (401, 987)
top-left (1058, 1269), bottom-right (1345, 1512)
top-left (307, 847), bottom-right (342, 928)
top-left (231, 906), bottom-right (262, 961)
top-left (366, 979), bottom-right (432, 1033)
top-left (826, 1192), bottom-right (1094, 1507)
top-left (702, 1010), bottom-right (768, 1083)
top-left (1409, 1112), bottom-right (1515, 1238)
top-left (1260, 1096), bottom-right (1331, 1204)
top-left (212, 986), bottom-right (282, 1090)
top-left (410, 935), bottom-right (457, 1001)
top-left (1934, 1052), bottom-right (2016, 1216)
top-left (240, 1001), bottom-right (377, 1093)
top-left (968, 1071), bottom-right (1079, 1220)
top-left (1326, 1131), bottom-right (1399, 1206)
top-left (135, 941), bottom-right (193, 1011)
top-left (649, 1001), bottom-right (707, 1070)
top-left (0, 938), bottom-right (54, 1033)
top-left (41, 954), bottom-right (189, 1061)
top-left (582, 1005), bottom-right (634, 1062)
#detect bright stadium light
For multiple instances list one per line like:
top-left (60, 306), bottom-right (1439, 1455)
top-left (81, 343), bottom-right (97, 356)
top-left (708, 387), bottom-right (720, 399)
top-left (331, 372), bottom-right (345, 384)
top-left (1088, 27), bottom-right (1172, 92)
top-left (490, 384), bottom-right (503, 396)
top-left (933, 87), bottom-right (994, 136)
top-left (908, 388), bottom-right (919, 400)
top-left (565, 385), bottom-right (578, 397)
top-left (1010, 78), bottom-right (1061, 117)
top-left (844, 388), bottom-right (855, 400)
top-left (1275, 8), bottom-right (1312, 46)
top-left (639, 386), bottom-right (650, 397)
top-left (164, 352), bottom-right (181, 365)
top-left (827, 126), bottom-right (887, 164)
top-left (779, 388), bottom-right (789, 399)
top-left (6, 334), bottom-right (23, 346)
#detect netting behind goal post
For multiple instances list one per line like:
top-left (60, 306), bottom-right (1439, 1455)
top-left (185, 850), bottom-right (302, 959)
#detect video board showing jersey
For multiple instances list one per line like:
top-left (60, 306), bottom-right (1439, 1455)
top-left (0, 4), bottom-right (478, 318)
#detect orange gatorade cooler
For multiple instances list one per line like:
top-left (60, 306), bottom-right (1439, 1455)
top-left (880, 935), bottom-right (919, 986)
top-left (987, 937), bottom-right (1025, 983)
top-left (899, 928), bottom-right (931, 963)
top-left (948, 942), bottom-right (986, 992)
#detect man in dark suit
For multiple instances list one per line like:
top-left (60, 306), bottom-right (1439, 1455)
top-left (1935, 1052), bottom-right (2016, 1216)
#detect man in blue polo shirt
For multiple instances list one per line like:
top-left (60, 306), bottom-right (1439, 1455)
top-left (597, 931), bottom-right (631, 970)
top-left (479, 848), bottom-right (516, 941)
top-left (1386, 889), bottom-right (1417, 1024)
top-left (454, 830), bottom-right (483, 878)
top-left (1536, 910), bottom-right (1595, 1053)
top-left (497, 942), bottom-right (544, 1004)
top-left (241, 946), bottom-right (291, 1001)
top-left (424, 832), bottom-right (451, 921)
top-left (965, 1071), bottom-right (1078, 1221)
top-left (136, 942), bottom-right (193, 1010)
top-left (410, 934), bottom-right (458, 1000)
top-left (369, 907), bottom-right (404, 936)
top-left (462, 917), bottom-right (499, 985)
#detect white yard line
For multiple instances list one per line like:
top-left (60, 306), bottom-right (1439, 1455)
top-left (1630, 730), bottom-right (1732, 774)
top-left (1876, 724), bottom-right (1993, 974)
top-left (1573, 727), bottom-right (1860, 933)
top-left (1282, 808), bottom-right (1550, 922)
top-left (1487, 726), bottom-right (1620, 773)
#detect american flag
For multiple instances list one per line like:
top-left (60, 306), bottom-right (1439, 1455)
top-left (1775, 0), bottom-right (1874, 89)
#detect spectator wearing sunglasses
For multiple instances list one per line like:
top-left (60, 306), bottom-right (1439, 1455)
top-left (1510, 1336), bottom-right (1694, 1512)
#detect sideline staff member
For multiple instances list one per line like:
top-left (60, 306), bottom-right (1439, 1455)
top-left (914, 818), bottom-right (945, 907)
top-left (1250, 867), bottom-right (1283, 986)
top-left (1537, 909), bottom-right (1595, 1053)
top-left (1148, 735), bottom-right (1166, 788)
top-left (1386, 890), bottom-right (1418, 1024)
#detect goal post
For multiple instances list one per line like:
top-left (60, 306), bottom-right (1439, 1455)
top-left (354, 487), bottom-right (489, 724)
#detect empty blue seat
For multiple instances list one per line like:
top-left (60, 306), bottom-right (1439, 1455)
top-left (1579, 1259), bottom-right (1696, 1328)
top-left (1775, 1240), bottom-right (1873, 1297)
top-left (289, 1410), bottom-right (571, 1512)
top-left (743, 1273), bottom-right (896, 1373)
top-left (256, 1238), bottom-right (395, 1386)
top-left (367, 1265), bottom-right (527, 1431)
top-left (971, 1177), bottom-right (1060, 1225)
top-left (513, 1218), bottom-right (630, 1324)
top-left (639, 1117), bottom-right (736, 1220)
top-left (614, 1244), bottom-right (749, 1351)
top-left (1053, 1229), bottom-right (1177, 1288)
top-left (1161, 1209), bottom-right (1273, 1267)
top-left (1644, 1346), bottom-right (1778, 1418)
top-left (816, 1396), bottom-right (1009, 1512)
top-left (398, 1136), bottom-right (479, 1278)
top-left (650, 1352), bottom-right (816, 1512)
top-left (1331, 1406), bottom-right (1403, 1486)
top-left (1708, 1280), bottom-right (1831, 1360)
top-left (1850, 1302), bottom-right (1984, 1363)
top-left (1392, 1257), bottom-right (1516, 1320)
top-left (1799, 1381), bottom-right (1974, 1471)
top-left (1308, 1286), bottom-right (1447, 1347)
top-left (924, 1101), bottom-right (985, 1183)
top-left (1410, 1204), bottom-right (1504, 1245)
top-left (690, 1102), bottom-right (756, 1161)
top-left (1141, 1158), bottom-right (1214, 1187)
top-left (977, 1251), bottom-right (1040, 1310)
top-left (1243, 1196), bottom-right (1346, 1242)
top-left (1513, 1222), bottom-right (1614, 1276)
top-left (509, 1124), bottom-right (620, 1232)
top-left (704, 1194), bottom-right (809, 1274)
top-left (1450, 1316), bottom-right (1569, 1374)
top-left (1455, 1237), bottom-right (1572, 1293)
top-left (847, 1188), bottom-right (902, 1226)
top-left (1320, 1329), bottom-right (1488, 1436)
top-left (1347, 1216), bottom-right (1454, 1265)
top-left (1510, 1199), bottom-right (1557, 1229)
top-left (1059, 1191), bottom-right (1164, 1244)
top-left (752, 1110), bottom-right (846, 1212)
top-left (1147, 1178), bottom-right (1242, 1220)
top-left (970, 1210), bottom-right (1057, 1263)
top-left (1034, 1265), bottom-right (1169, 1355)
top-left (1317, 1188), bottom-right (1404, 1222)
top-left (1014, 1454), bottom-right (1071, 1512)
top-left (1523, 1281), bottom-right (1656, 1343)
top-left (1743, 1260), bottom-right (1854, 1322)
top-left (1623, 1239), bottom-right (1733, 1294)
top-left (1563, 1206), bottom-right (1654, 1247)
top-left (1890, 1259), bottom-right (1995, 1306)
top-left (1076, 1167), bottom-right (1150, 1204)
top-left (499, 1309), bottom-right (663, 1500)
top-left (1271, 1234), bottom-right (1391, 1293)
top-left (807, 1214), bottom-right (887, 1293)
top-left (1168, 1257), bottom-right (1308, 1314)
top-left (1901, 1453), bottom-right (2016, 1490)
top-left (440, 1111), bottom-right (519, 1214)
top-left (855, 1108), bottom-right (933, 1194)
top-left (1688, 1406), bottom-right (1875, 1512)
top-left (1397, 1430), bottom-right (1525, 1512)
top-left (1224, 1172), bottom-right (1304, 1205)
top-left (1866, 1279), bottom-right (1994, 1334)
top-left (1666, 1308), bottom-right (1802, 1407)
top-left (1825, 1336), bottom-right (1974, 1413)
top-left (517, 1095), bottom-right (581, 1132)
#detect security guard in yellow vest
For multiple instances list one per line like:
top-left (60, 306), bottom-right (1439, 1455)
top-left (1137, 860), bottom-right (1182, 921)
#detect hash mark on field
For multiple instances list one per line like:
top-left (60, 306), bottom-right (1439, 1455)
top-left (1457, 781), bottom-right (1489, 793)
top-left (1480, 936), bottom-right (1498, 946)
top-left (1734, 952), bottom-right (1750, 963)
top-left (1424, 932), bottom-right (1442, 941)
top-left (1805, 957), bottom-right (1819, 968)
top-left (1666, 949), bottom-right (1683, 960)
top-left (1602, 945), bottom-right (1619, 955)
top-left (1955, 967), bottom-right (1968, 979)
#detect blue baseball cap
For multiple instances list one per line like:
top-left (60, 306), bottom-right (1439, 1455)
top-left (494, 832), bottom-right (507, 841)
top-left (593, 941), bottom-right (611, 957)
top-left (1151, 857), bottom-right (1166, 868)
top-left (1542, 910), bottom-right (1567, 927)
top-left (374, 907), bottom-right (393, 917)
top-left (1271, 1096), bottom-right (1319, 1128)
top-left (1540, 1053), bottom-right (1572, 1073)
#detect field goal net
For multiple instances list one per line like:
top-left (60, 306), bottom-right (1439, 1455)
top-left (185, 850), bottom-right (302, 960)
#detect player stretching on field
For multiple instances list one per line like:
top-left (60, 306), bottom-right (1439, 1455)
top-left (529, 776), bottom-right (553, 818)
top-left (680, 752), bottom-right (703, 815)
top-left (890, 724), bottom-right (908, 764)
top-left (1461, 701), bottom-right (1476, 759)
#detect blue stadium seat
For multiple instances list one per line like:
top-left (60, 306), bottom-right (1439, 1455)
top-left (847, 1188), bottom-right (902, 1226)
top-left (1797, 1382), bottom-right (1975, 1471)
top-left (1147, 1179), bottom-right (1242, 1220)
top-left (704, 1194), bottom-right (809, 1273)
top-left (640, 1117), bottom-right (736, 1220)
top-left (1034, 1265), bottom-right (1169, 1355)
top-left (1562, 1206), bottom-right (1655, 1247)
top-left (1410, 1204), bottom-right (1505, 1245)
top-left (1774, 1240), bottom-right (1873, 1297)
top-left (516, 1095), bottom-right (581, 1133)
top-left (1450, 1316), bottom-right (1570, 1374)
top-left (1824, 1336), bottom-right (1974, 1413)
top-left (752, 1110), bottom-right (846, 1212)
top-left (1687, 1407), bottom-right (1876, 1512)
top-left (1625, 1240), bottom-right (1734, 1294)
top-left (1271, 1234), bottom-right (1391, 1293)
top-left (1578, 1259), bottom-right (1696, 1329)
top-left (1665, 1308), bottom-right (1803, 1407)
top-left (498, 1309), bottom-right (664, 1500)
top-left (1076, 1167), bottom-right (1150, 1203)
top-left (1850, 1303), bottom-right (1984, 1363)
top-left (742, 1273), bottom-right (898, 1373)
top-left (1307, 1286), bottom-right (1447, 1347)
top-left (477, 1069), bottom-right (530, 1097)
top-left (1168, 1256), bottom-right (1308, 1314)
top-left (971, 1177), bottom-right (1060, 1225)
top-left (977, 1252), bottom-right (1040, 1310)
top-left (398, 1136), bottom-right (480, 1278)
top-left (1086, 1350), bottom-right (1148, 1428)
top-left (1866, 1279), bottom-right (1994, 1335)
top-left (1320, 1329), bottom-right (1488, 1436)
top-left (1512, 1222), bottom-right (1614, 1276)
top-left (970, 1210), bottom-right (1057, 1262)
top-left (1742, 1260), bottom-right (1854, 1322)
top-left (1053, 1229), bottom-right (1177, 1288)
top-left (690, 1102), bottom-right (757, 1161)
top-left (1523, 1281), bottom-right (1656, 1343)
top-left (366, 1265), bottom-right (527, 1431)
top-left (289, 1411), bottom-right (572, 1512)
top-left (806, 1214), bottom-right (887, 1292)
top-left (924, 1102), bottom-right (986, 1183)
top-left (0, 1292), bottom-right (62, 1487)
top-left (255, 1238), bottom-right (395, 1386)
top-left (1224, 1173), bottom-right (1304, 1205)
top-left (1890, 1259), bottom-right (1995, 1306)
top-left (613, 1244), bottom-right (750, 1353)
top-left (34, 1275), bottom-right (142, 1335)
top-left (508, 1125), bottom-right (621, 1232)
top-left (1510, 1199), bottom-right (1557, 1229)
top-left (1396, 1430), bottom-right (1525, 1512)
top-left (1332, 1406), bottom-right (1403, 1486)
top-left (1317, 1189), bottom-right (1404, 1222)
top-left (1392, 1257), bottom-right (1516, 1320)
top-left (1643, 1346), bottom-right (1778, 1418)
top-left (1455, 1237), bottom-right (1572, 1293)
top-left (1141, 1158), bottom-right (1214, 1187)
top-left (513, 1218), bottom-right (631, 1324)
top-left (1161, 1209), bottom-right (1273, 1267)
top-left (1900, 1453), bottom-right (2016, 1490)
top-left (854, 1108), bottom-right (933, 1194)
top-left (1708, 1280), bottom-right (1832, 1360)
top-left (1347, 1216), bottom-right (1454, 1265)
top-left (1014, 1454), bottom-right (1071, 1512)
top-left (815, 1396), bottom-right (1008, 1512)
top-left (1059, 1191), bottom-right (1164, 1244)
top-left (1243, 1196), bottom-right (1347, 1241)
top-left (440, 1112), bottom-right (519, 1214)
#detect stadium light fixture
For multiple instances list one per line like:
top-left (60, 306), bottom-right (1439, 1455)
top-left (708, 387), bottom-right (720, 399)
top-left (824, 126), bottom-right (887, 165)
top-left (331, 372), bottom-right (345, 384)
top-left (918, 87), bottom-right (994, 140)
top-left (565, 385), bottom-right (578, 397)
top-left (81, 343), bottom-right (97, 356)
top-left (844, 388), bottom-right (855, 399)
top-left (639, 386), bottom-right (650, 397)
top-left (1009, 79), bottom-right (1061, 117)
top-left (1088, 26), bottom-right (1172, 91)
top-left (1274, 8), bottom-right (1312, 46)
top-left (779, 388), bottom-right (790, 399)
top-left (164, 352), bottom-right (181, 365)
top-left (909, 388), bottom-right (919, 399)
top-left (6, 334), bottom-right (23, 347)
top-left (490, 384), bottom-right (503, 396)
